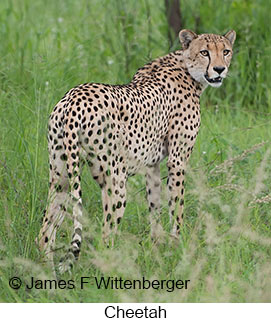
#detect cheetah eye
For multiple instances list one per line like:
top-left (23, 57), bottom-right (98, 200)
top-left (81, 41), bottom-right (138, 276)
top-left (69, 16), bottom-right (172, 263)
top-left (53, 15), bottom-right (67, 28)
top-left (200, 50), bottom-right (209, 57)
top-left (223, 49), bottom-right (230, 56)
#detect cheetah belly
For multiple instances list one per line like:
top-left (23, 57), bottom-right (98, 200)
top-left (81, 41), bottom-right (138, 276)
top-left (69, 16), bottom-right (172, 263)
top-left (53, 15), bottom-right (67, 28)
top-left (125, 137), bottom-right (168, 176)
top-left (79, 112), bottom-right (168, 178)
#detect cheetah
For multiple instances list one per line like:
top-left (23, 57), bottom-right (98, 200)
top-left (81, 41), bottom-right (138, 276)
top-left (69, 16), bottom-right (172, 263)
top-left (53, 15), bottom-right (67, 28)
top-left (38, 29), bottom-right (236, 272)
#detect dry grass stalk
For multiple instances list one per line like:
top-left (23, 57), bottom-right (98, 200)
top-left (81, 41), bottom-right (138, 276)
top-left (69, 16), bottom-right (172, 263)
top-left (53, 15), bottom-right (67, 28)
top-left (214, 183), bottom-right (250, 194)
top-left (249, 194), bottom-right (271, 206)
top-left (210, 141), bottom-right (268, 175)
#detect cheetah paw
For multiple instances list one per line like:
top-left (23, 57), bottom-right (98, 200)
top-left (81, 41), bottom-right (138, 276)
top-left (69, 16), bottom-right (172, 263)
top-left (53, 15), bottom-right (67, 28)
top-left (58, 253), bottom-right (75, 274)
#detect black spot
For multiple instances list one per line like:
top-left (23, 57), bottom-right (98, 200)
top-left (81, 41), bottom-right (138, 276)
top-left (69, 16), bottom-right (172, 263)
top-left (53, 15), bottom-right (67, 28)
top-left (106, 214), bottom-right (111, 221)
top-left (60, 154), bottom-right (67, 161)
top-left (55, 184), bottom-right (62, 192)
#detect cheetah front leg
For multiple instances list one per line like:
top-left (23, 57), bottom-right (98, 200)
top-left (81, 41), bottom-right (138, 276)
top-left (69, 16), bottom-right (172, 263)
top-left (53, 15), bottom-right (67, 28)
top-left (167, 157), bottom-right (186, 237)
top-left (166, 134), bottom-right (195, 238)
top-left (146, 164), bottom-right (161, 240)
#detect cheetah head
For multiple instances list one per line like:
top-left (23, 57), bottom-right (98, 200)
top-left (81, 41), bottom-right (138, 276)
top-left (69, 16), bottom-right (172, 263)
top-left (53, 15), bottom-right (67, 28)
top-left (179, 29), bottom-right (236, 88)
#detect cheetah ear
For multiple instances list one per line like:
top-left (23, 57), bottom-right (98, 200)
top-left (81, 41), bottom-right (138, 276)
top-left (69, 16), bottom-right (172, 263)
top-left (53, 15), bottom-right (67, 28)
top-left (224, 30), bottom-right (236, 46)
top-left (179, 29), bottom-right (198, 49)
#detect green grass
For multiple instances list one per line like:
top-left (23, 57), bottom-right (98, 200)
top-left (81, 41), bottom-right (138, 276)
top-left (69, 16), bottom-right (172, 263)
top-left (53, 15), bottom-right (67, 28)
top-left (0, 0), bottom-right (271, 302)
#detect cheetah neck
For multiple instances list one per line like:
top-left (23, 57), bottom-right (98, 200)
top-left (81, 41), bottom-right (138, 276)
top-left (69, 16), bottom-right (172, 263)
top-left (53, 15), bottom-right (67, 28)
top-left (173, 50), bottom-right (206, 94)
top-left (132, 50), bottom-right (205, 96)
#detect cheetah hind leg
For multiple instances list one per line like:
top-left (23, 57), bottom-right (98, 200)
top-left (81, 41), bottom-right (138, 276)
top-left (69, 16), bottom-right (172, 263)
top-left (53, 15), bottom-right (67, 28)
top-left (38, 189), bottom-right (69, 270)
top-left (58, 134), bottom-right (83, 273)
top-left (101, 166), bottom-right (127, 248)
top-left (58, 187), bottom-right (83, 274)
top-left (146, 164), bottom-right (163, 242)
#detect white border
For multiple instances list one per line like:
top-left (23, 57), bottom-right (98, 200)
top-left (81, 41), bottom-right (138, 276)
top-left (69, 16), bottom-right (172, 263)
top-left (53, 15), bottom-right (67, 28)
top-left (1, 303), bottom-right (270, 322)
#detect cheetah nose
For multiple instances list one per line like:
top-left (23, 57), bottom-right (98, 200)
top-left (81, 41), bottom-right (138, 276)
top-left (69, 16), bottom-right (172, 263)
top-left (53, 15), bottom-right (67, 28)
top-left (213, 66), bottom-right (225, 75)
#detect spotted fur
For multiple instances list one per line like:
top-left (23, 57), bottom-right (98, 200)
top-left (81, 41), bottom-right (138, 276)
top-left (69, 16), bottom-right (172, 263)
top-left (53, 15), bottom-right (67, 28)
top-left (38, 29), bottom-right (236, 272)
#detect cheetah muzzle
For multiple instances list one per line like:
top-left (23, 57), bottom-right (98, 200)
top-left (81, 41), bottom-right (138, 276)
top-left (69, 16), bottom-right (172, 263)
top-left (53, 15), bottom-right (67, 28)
top-left (37, 28), bottom-right (236, 273)
top-left (204, 75), bottom-right (222, 85)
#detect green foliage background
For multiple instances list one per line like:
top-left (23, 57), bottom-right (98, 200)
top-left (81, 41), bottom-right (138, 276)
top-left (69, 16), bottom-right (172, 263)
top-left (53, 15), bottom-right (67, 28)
top-left (0, 0), bottom-right (271, 302)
